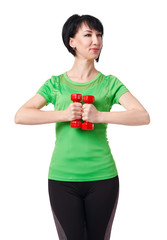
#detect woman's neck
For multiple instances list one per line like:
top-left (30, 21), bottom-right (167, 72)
top-left (67, 58), bottom-right (98, 80)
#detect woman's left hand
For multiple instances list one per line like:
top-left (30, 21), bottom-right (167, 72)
top-left (82, 104), bottom-right (100, 123)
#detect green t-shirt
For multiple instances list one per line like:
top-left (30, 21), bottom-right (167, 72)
top-left (36, 71), bottom-right (129, 182)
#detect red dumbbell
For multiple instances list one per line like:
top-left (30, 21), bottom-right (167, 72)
top-left (70, 93), bottom-right (82, 128)
top-left (82, 95), bottom-right (95, 130)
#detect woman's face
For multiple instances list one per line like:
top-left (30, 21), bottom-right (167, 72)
top-left (69, 22), bottom-right (103, 61)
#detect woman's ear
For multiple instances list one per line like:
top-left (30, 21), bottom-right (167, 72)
top-left (69, 37), bottom-right (75, 49)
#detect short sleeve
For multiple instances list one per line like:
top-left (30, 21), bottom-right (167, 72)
top-left (109, 75), bottom-right (129, 106)
top-left (36, 77), bottom-right (56, 106)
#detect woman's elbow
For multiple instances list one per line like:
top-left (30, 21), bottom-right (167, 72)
top-left (14, 112), bottom-right (20, 124)
top-left (14, 109), bottom-right (23, 124)
top-left (144, 111), bottom-right (150, 125)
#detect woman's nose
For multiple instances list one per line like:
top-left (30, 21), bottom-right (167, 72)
top-left (92, 35), bottom-right (100, 44)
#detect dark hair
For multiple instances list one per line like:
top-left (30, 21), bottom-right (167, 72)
top-left (62, 14), bottom-right (104, 62)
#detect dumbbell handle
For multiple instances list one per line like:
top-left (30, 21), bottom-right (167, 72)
top-left (70, 93), bottom-right (82, 128)
top-left (82, 95), bottom-right (95, 130)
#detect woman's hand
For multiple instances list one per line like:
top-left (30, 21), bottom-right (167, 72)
top-left (82, 104), bottom-right (100, 123)
top-left (64, 102), bottom-right (83, 121)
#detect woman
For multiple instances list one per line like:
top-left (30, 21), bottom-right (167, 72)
top-left (15, 14), bottom-right (150, 240)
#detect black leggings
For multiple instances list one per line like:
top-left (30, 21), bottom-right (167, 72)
top-left (48, 175), bottom-right (119, 240)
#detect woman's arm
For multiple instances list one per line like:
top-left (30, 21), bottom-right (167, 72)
top-left (98, 92), bottom-right (150, 126)
top-left (14, 94), bottom-right (67, 125)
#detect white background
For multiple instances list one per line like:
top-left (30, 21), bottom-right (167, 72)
top-left (1, 0), bottom-right (167, 239)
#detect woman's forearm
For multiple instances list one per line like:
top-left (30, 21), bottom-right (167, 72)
top-left (98, 109), bottom-right (150, 126)
top-left (14, 108), bottom-right (67, 125)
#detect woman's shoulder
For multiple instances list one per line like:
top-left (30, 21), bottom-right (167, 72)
top-left (102, 72), bottom-right (117, 78)
top-left (100, 72), bottom-right (120, 83)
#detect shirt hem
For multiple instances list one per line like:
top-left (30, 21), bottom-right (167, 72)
top-left (36, 91), bottom-right (49, 105)
top-left (48, 173), bottom-right (118, 182)
top-left (114, 89), bottom-right (129, 105)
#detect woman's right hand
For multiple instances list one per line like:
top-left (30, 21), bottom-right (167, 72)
top-left (64, 102), bottom-right (83, 121)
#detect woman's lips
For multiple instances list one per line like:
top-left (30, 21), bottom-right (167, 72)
top-left (90, 48), bottom-right (99, 51)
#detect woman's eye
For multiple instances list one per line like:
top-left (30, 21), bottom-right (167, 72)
top-left (84, 34), bottom-right (102, 37)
